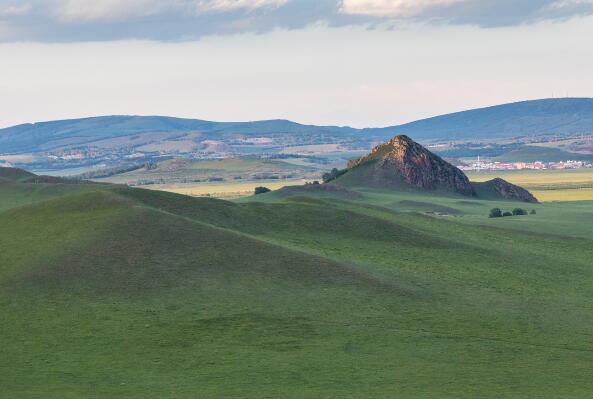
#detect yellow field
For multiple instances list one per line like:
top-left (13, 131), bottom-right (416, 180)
top-left (529, 188), bottom-right (593, 202)
top-left (141, 180), bottom-right (309, 199)
top-left (467, 169), bottom-right (593, 202)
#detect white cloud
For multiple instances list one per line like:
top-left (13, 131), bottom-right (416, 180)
top-left (548, 0), bottom-right (593, 9)
top-left (2, 0), bottom-right (593, 42)
top-left (0, 3), bottom-right (32, 17)
top-left (51, 0), bottom-right (288, 22)
top-left (340, 0), bottom-right (465, 17)
top-left (194, 0), bottom-right (288, 13)
top-left (550, 0), bottom-right (593, 8)
top-left (53, 0), bottom-right (170, 22)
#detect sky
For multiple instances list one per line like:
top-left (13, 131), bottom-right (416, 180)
top-left (1, 0), bottom-right (593, 128)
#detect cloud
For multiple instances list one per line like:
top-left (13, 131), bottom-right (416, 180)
top-left (52, 0), bottom-right (169, 22)
top-left (1, 0), bottom-right (593, 42)
top-left (0, 3), bottom-right (32, 17)
top-left (340, 0), bottom-right (464, 18)
top-left (194, 0), bottom-right (289, 13)
top-left (549, 0), bottom-right (593, 8)
top-left (51, 0), bottom-right (288, 22)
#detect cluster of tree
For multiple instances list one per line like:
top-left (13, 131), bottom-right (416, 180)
top-left (322, 168), bottom-right (347, 183)
top-left (254, 186), bottom-right (271, 195)
top-left (489, 208), bottom-right (536, 218)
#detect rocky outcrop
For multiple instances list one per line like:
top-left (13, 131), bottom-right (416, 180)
top-left (346, 135), bottom-right (476, 196)
top-left (473, 178), bottom-right (539, 203)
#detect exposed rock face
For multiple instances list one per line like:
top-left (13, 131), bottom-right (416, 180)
top-left (474, 178), bottom-right (539, 203)
top-left (347, 135), bottom-right (476, 196)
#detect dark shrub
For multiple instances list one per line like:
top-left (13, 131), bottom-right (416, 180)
top-left (489, 208), bottom-right (503, 218)
top-left (512, 208), bottom-right (527, 216)
top-left (530, 209), bottom-right (537, 215)
top-left (502, 211), bottom-right (513, 217)
top-left (254, 186), bottom-right (271, 195)
top-left (322, 168), bottom-right (347, 183)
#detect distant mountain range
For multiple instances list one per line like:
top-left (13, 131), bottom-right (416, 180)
top-left (1, 98), bottom-right (592, 170)
top-left (382, 98), bottom-right (593, 141)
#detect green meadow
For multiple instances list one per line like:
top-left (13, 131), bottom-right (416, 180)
top-left (1, 169), bottom-right (593, 398)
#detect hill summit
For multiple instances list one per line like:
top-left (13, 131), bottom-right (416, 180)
top-left (336, 135), bottom-right (538, 203)
top-left (345, 135), bottom-right (476, 196)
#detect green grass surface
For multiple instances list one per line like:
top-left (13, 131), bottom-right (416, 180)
top-left (97, 157), bottom-right (321, 186)
top-left (468, 169), bottom-right (593, 202)
top-left (2, 171), bottom-right (593, 398)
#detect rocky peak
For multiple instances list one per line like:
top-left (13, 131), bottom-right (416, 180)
top-left (347, 135), bottom-right (476, 196)
top-left (476, 178), bottom-right (539, 203)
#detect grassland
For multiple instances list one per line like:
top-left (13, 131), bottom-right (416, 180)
top-left (95, 157), bottom-right (322, 198)
top-left (97, 157), bottom-right (321, 185)
top-left (1, 170), bottom-right (593, 398)
top-left (467, 168), bottom-right (593, 201)
top-left (149, 179), bottom-right (309, 199)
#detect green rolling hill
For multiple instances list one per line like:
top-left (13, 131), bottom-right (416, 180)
top-left (91, 157), bottom-right (321, 186)
top-left (2, 166), bottom-right (593, 398)
top-left (494, 145), bottom-right (593, 163)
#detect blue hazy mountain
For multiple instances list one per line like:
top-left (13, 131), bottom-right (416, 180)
top-left (0, 116), bottom-right (357, 154)
top-left (373, 98), bottom-right (593, 141)
top-left (1, 98), bottom-right (593, 156)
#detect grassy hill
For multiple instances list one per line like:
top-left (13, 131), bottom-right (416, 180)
top-left (94, 157), bottom-right (321, 186)
top-left (494, 145), bottom-right (593, 163)
top-left (2, 169), bottom-right (593, 398)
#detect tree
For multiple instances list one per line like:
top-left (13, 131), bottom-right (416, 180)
top-left (489, 208), bottom-right (503, 218)
top-left (254, 186), bottom-right (271, 195)
top-left (322, 168), bottom-right (347, 183)
top-left (502, 211), bottom-right (513, 217)
top-left (512, 208), bottom-right (527, 216)
top-left (530, 209), bottom-right (537, 215)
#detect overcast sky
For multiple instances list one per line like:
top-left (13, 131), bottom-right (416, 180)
top-left (1, 0), bottom-right (593, 128)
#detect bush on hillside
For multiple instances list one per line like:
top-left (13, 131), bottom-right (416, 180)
top-left (530, 209), bottom-right (537, 215)
top-left (254, 186), bottom-right (271, 195)
top-left (489, 208), bottom-right (503, 218)
top-left (502, 211), bottom-right (513, 217)
top-left (322, 168), bottom-right (347, 183)
top-left (512, 208), bottom-right (528, 216)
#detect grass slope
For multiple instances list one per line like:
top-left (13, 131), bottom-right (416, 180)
top-left (494, 145), bottom-right (593, 163)
top-left (1, 177), bottom-right (593, 398)
top-left (98, 157), bottom-right (319, 185)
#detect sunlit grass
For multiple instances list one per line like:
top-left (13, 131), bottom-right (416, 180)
top-left (147, 179), bottom-right (310, 198)
top-left (467, 169), bottom-right (593, 201)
